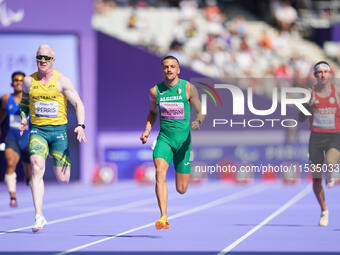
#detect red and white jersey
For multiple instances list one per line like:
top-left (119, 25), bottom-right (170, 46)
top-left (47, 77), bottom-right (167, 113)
top-left (310, 84), bottom-right (340, 132)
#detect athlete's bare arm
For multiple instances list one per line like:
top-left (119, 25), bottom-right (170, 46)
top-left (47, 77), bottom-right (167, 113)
top-left (19, 76), bottom-right (32, 135)
top-left (0, 94), bottom-right (9, 125)
top-left (140, 86), bottom-right (158, 144)
top-left (187, 82), bottom-right (205, 130)
top-left (58, 73), bottom-right (87, 144)
top-left (22, 76), bottom-right (32, 94)
top-left (334, 84), bottom-right (340, 109)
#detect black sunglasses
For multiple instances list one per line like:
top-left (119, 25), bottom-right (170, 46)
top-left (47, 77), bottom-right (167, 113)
top-left (36, 55), bottom-right (54, 62)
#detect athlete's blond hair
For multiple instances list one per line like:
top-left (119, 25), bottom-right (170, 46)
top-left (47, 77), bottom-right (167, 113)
top-left (36, 44), bottom-right (55, 57)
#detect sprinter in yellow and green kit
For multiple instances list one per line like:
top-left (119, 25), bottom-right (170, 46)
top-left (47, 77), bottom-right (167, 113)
top-left (19, 44), bottom-right (87, 232)
top-left (140, 56), bottom-right (204, 230)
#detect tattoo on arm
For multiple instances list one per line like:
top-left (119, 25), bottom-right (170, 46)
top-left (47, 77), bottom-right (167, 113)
top-left (20, 92), bottom-right (30, 119)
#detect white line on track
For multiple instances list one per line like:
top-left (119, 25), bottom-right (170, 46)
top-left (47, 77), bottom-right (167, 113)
top-left (0, 185), bottom-right (152, 217)
top-left (0, 180), bottom-right (226, 235)
top-left (54, 184), bottom-right (267, 255)
top-left (0, 182), bottom-right (138, 203)
top-left (217, 183), bottom-right (312, 255)
top-left (0, 197), bottom-right (155, 235)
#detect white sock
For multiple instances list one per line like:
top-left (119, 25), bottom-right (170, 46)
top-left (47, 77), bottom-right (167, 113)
top-left (5, 172), bottom-right (17, 193)
top-left (321, 210), bottom-right (329, 215)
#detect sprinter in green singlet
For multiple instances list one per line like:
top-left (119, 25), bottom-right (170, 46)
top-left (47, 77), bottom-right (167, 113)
top-left (140, 56), bottom-right (204, 230)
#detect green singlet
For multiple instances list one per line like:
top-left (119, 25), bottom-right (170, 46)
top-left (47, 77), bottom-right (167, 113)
top-left (153, 79), bottom-right (192, 174)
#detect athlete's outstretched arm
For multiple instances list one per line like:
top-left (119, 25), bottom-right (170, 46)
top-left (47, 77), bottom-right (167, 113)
top-left (189, 83), bottom-right (205, 130)
top-left (59, 73), bottom-right (87, 144)
top-left (140, 86), bottom-right (158, 144)
top-left (19, 76), bottom-right (32, 136)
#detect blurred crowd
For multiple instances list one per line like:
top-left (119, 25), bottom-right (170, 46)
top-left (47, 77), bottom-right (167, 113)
top-left (94, 0), bottom-right (338, 97)
top-left (94, 0), bottom-right (183, 12)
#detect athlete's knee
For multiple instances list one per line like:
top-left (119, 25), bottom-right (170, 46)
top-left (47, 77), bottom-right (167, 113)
top-left (176, 182), bottom-right (188, 194)
top-left (57, 175), bottom-right (70, 184)
top-left (30, 157), bottom-right (45, 178)
top-left (155, 168), bottom-right (166, 183)
top-left (313, 178), bottom-right (322, 186)
top-left (57, 171), bottom-right (70, 183)
top-left (326, 158), bottom-right (337, 166)
top-left (176, 186), bottom-right (187, 194)
top-left (55, 167), bottom-right (70, 183)
top-left (5, 157), bottom-right (17, 172)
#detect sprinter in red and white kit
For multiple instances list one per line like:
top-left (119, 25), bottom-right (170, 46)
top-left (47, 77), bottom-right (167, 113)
top-left (299, 61), bottom-right (339, 227)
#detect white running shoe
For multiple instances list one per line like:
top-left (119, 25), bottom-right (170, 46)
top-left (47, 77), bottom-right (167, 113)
top-left (319, 210), bottom-right (329, 227)
top-left (32, 214), bottom-right (47, 232)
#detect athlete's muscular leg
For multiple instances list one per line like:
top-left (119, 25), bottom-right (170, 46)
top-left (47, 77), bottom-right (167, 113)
top-left (313, 178), bottom-right (327, 211)
top-left (325, 148), bottom-right (340, 165)
top-left (325, 148), bottom-right (340, 187)
top-left (23, 162), bottom-right (32, 181)
top-left (173, 136), bottom-right (191, 194)
top-left (175, 172), bottom-right (190, 194)
top-left (5, 148), bottom-right (20, 198)
top-left (30, 155), bottom-right (46, 216)
top-left (5, 148), bottom-right (20, 174)
top-left (154, 158), bottom-right (169, 217)
top-left (53, 166), bottom-right (71, 183)
top-left (50, 131), bottom-right (71, 183)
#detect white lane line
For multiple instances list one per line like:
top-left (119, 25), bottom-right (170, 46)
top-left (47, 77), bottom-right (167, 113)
top-left (0, 182), bottom-right (138, 203)
top-left (0, 185), bottom-right (151, 217)
top-left (0, 197), bottom-right (155, 235)
top-left (217, 184), bottom-right (312, 255)
top-left (54, 184), bottom-right (267, 255)
top-left (0, 180), bottom-right (225, 235)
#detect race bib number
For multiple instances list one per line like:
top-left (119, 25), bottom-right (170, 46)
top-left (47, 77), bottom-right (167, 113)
top-left (160, 102), bottom-right (184, 120)
top-left (9, 115), bottom-right (28, 130)
top-left (35, 101), bottom-right (58, 118)
top-left (313, 113), bottom-right (335, 129)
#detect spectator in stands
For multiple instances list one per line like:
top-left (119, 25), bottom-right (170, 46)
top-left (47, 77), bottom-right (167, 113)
top-left (292, 54), bottom-right (313, 86)
top-left (204, 0), bottom-right (221, 22)
top-left (272, 30), bottom-right (288, 54)
top-left (179, 0), bottom-right (198, 21)
top-left (275, 61), bottom-right (293, 79)
top-left (94, 0), bottom-right (117, 15)
top-left (229, 15), bottom-right (246, 36)
top-left (235, 36), bottom-right (254, 76)
top-left (274, 0), bottom-right (298, 32)
top-left (127, 10), bottom-right (138, 29)
top-left (259, 30), bottom-right (273, 50)
top-left (100, 0), bottom-right (327, 94)
top-left (135, 0), bottom-right (148, 8)
top-left (168, 40), bottom-right (188, 65)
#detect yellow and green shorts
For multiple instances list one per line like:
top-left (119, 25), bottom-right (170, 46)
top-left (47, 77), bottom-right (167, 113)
top-left (29, 124), bottom-right (70, 167)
